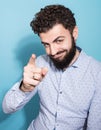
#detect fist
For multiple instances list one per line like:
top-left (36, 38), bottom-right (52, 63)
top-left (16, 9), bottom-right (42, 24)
top-left (20, 54), bottom-right (48, 92)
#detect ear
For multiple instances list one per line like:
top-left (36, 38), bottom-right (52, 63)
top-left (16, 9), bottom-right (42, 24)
top-left (72, 26), bottom-right (78, 40)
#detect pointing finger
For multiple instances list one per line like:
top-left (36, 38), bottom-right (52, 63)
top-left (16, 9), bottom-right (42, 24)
top-left (28, 54), bottom-right (36, 66)
top-left (42, 67), bottom-right (48, 77)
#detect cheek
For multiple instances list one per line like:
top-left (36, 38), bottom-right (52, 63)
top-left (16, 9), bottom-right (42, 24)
top-left (64, 39), bottom-right (72, 50)
top-left (61, 43), bottom-right (69, 51)
top-left (45, 48), bottom-right (50, 55)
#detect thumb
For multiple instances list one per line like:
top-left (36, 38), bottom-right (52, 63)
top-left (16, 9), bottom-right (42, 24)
top-left (28, 54), bottom-right (36, 66)
top-left (42, 67), bottom-right (48, 77)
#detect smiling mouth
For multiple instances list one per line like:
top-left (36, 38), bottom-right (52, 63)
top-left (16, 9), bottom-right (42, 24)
top-left (52, 51), bottom-right (65, 60)
top-left (54, 54), bottom-right (63, 59)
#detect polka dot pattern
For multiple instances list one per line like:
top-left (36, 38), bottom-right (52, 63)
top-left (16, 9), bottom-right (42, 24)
top-left (3, 51), bottom-right (101, 130)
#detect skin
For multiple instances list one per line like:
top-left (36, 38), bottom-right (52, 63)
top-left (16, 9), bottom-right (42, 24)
top-left (20, 24), bottom-right (79, 92)
top-left (40, 24), bottom-right (76, 61)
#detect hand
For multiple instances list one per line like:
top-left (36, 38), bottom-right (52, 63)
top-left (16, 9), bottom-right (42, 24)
top-left (20, 54), bottom-right (48, 92)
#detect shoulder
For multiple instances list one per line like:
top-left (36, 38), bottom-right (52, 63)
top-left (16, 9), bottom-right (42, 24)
top-left (83, 51), bottom-right (101, 80)
top-left (90, 57), bottom-right (101, 79)
top-left (90, 57), bottom-right (101, 69)
top-left (87, 54), bottom-right (101, 73)
top-left (81, 50), bottom-right (101, 69)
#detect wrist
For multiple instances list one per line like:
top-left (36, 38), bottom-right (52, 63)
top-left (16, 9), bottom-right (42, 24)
top-left (19, 81), bottom-right (28, 92)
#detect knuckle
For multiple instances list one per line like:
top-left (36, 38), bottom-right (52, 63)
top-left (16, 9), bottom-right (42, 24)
top-left (23, 79), bottom-right (27, 85)
top-left (23, 72), bottom-right (26, 79)
top-left (24, 66), bottom-right (27, 71)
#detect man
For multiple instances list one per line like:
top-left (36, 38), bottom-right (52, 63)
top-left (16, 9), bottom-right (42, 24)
top-left (2, 4), bottom-right (101, 130)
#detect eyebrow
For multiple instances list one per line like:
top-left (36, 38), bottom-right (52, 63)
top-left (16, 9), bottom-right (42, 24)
top-left (41, 36), bottom-right (65, 45)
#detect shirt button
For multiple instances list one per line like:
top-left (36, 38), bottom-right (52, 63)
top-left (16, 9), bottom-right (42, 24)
top-left (57, 124), bottom-right (59, 126)
top-left (59, 91), bottom-right (62, 94)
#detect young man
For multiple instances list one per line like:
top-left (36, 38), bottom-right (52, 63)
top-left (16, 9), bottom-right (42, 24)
top-left (2, 4), bottom-right (101, 130)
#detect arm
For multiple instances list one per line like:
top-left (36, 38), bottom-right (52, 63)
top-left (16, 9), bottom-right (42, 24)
top-left (86, 71), bottom-right (101, 130)
top-left (2, 54), bottom-right (48, 114)
top-left (2, 81), bottom-right (37, 113)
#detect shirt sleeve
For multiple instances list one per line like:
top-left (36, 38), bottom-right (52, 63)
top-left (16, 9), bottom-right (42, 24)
top-left (2, 81), bottom-right (38, 114)
top-left (87, 70), bottom-right (101, 130)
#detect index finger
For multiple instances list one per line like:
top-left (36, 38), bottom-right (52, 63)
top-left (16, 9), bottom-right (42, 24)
top-left (28, 54), bottom-right (36, 67)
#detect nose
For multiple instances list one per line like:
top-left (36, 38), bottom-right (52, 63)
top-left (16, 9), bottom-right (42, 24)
top-left (50, 45), bottom-right (58, 56)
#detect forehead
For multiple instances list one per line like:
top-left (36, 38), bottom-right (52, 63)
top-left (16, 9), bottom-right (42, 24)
top-left (39, 24), bottom-right (71, 43)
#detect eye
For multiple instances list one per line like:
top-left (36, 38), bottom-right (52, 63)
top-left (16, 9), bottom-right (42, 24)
top-left (43, 43), bottom-right (49, 48)
top-left (56, 39), bottom-right (64, 44)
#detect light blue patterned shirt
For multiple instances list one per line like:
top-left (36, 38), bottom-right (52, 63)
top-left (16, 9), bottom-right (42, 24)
top-left (2, 50), bottom-right (101, 130)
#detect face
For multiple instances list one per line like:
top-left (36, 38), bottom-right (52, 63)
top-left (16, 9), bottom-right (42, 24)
top-left (39, 24), bottom-right (78, 69)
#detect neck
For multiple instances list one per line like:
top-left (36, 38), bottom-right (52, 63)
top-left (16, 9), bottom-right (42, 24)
top-left (69, 48), bottom-right (80, 67)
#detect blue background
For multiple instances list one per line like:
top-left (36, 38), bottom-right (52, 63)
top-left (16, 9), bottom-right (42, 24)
top-left (0, 0), bottom-right (101, 130)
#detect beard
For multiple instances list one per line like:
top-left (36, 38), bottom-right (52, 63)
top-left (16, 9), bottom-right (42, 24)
top-left (49, 37), bottom-right (76, 70)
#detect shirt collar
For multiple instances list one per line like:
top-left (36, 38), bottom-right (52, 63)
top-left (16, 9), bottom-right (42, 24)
top-left (70, 46), bottom-right (82, 68)
top-left (71, 49), bottom-right (89, 69)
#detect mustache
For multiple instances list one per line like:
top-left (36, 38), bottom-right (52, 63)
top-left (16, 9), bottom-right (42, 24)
top-left (49, 50), bottom-right (66, 57)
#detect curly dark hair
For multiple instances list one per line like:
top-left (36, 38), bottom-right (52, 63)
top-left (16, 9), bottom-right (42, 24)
top-left (30, 4), bottom-right (76, 35)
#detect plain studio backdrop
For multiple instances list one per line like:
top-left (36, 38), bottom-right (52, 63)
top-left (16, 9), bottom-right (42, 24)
top-left (0, 0), bottom-right (101, 130)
